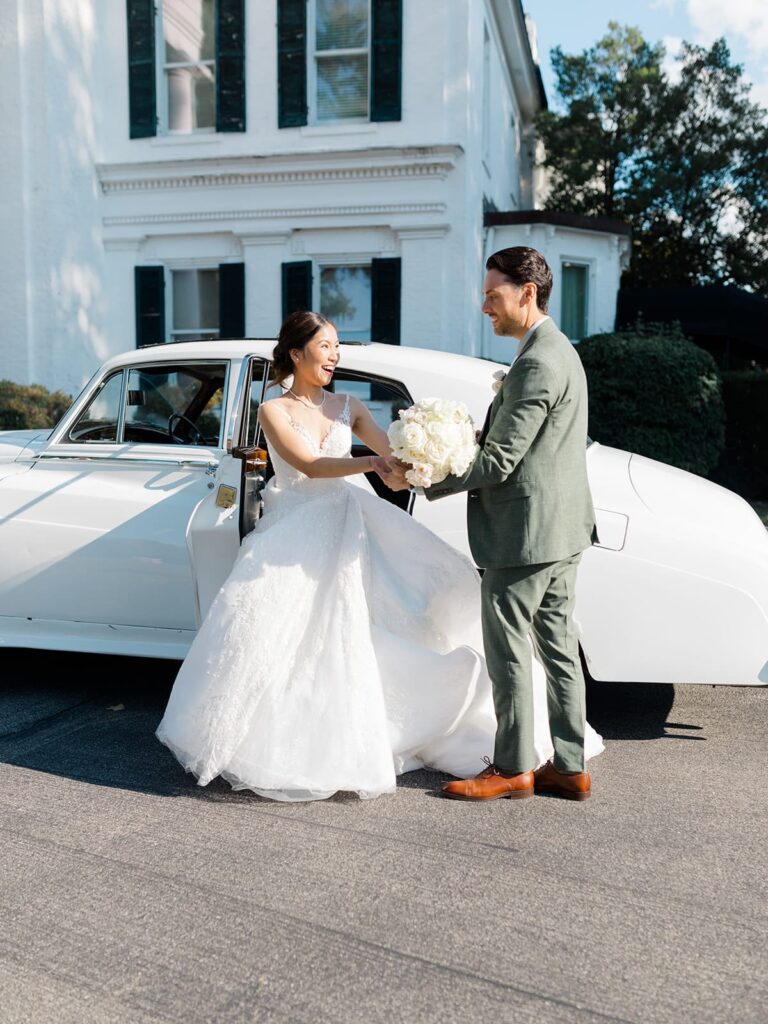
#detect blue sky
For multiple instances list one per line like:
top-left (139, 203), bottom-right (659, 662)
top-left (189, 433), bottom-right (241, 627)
top-left (522, 0), bottom-right (768, 109)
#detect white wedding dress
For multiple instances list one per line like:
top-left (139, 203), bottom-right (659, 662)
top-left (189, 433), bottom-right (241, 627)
top-left (156, 395), bottom-right (603, 800)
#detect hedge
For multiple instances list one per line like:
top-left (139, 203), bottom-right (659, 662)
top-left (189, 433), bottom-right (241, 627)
top-left (577, 323), bottom-right (725, 477)
top-left (712, 370), bottom-right (768, 500)
top-left (0, 380), bottom-right (72, 431)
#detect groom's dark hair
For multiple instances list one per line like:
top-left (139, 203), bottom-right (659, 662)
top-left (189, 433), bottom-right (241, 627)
top-left (486, 247), bottom-right (553, 312)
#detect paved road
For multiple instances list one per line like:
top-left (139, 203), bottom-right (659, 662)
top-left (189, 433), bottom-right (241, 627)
top-left (1, 649), bottom-right (766, 1024)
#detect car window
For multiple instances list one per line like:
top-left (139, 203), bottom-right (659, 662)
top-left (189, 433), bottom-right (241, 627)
top-left (241, 360), bottom-right (270, 447)
top-left (123, 363), bottom-right (228, 446)
top-left (260, 369), bottom-right (410, 445)
top-left (331, 372), bottom-right (410, 441)
top-left (66, 371), bottom-right (124, 443)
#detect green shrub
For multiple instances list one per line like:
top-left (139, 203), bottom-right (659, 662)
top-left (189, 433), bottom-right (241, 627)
top-left (577, 323), bottom-right (725, 477)
top-left (0, 380), bottom-right (72, 431)
top-left (711, 370), bottom-right (768, 499)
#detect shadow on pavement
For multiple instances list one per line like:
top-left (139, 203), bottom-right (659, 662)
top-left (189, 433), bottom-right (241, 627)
top-left (0, 649), bottom-right (449, 801)
top-left (0, 649), bottom-right (697, 801)
top-left (585, 678), bottom-right (702, 741)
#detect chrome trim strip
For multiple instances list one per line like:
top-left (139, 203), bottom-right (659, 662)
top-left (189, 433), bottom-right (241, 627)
top-left (225, 357), bottom-right (252, 452)
top-left (116, 369), bottom-right (128, 442)
top-left (225, 355), bottom-right (271, 452)
top-left (34, 454), bottom-right (218, 468)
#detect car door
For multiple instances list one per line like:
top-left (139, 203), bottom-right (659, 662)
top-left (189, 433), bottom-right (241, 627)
top-left (185, 354), bottom-right (271, 623)
top-left (0, 359), bottom-right (235, 634)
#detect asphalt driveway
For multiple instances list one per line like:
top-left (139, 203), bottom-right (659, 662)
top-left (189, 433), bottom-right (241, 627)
top-left (0, 649), bottom-right (766, 1023)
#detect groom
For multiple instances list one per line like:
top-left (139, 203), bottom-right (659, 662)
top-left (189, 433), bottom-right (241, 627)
top-left (388, 247), bottom-right (598, 801)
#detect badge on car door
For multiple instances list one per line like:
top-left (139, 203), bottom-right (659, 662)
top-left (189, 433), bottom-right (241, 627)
top-left (215, 485), bottom-right (237, 509)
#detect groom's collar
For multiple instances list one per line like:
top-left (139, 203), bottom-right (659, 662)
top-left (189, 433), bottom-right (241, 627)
top-left (521, 315), bottom-right (550, 346)
top-left (512, 315), bottom-right (550, 364)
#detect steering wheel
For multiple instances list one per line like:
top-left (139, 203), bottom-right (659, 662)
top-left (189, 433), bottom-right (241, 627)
top-left (167, 412), bottom-right (205, 446)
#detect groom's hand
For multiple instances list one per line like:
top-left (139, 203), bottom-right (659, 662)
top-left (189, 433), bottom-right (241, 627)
top-left (381, 456), bottom-right (411, 492)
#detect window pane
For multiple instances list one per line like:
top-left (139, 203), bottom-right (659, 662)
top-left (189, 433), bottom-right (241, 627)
top-left (67, 372), bottom-right (123, 443)
top-left (332, 373), bottom-right (408, 436)
top-left (164, 0), bottom-right (215, 62)
top-left (561, 264), bottom-right (588, 341)
top-left (317, 54), bottom-right (368, 120)
top-left (173, 269), bottom-right (220, 332)
top-left (167, 65), bottom-right (215, 131)
top-left (320, 266), bottom-right (371, 341)
top-left (316, 0), bottom-right (368, 51)
top-left (242, 361), bottom-right (269, 446)
top-left (123, 364), bottom-right (227, 446)
top-left (170, 331), bottom-right (220, 342)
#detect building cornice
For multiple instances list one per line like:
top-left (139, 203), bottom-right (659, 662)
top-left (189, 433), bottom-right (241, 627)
top-left (96, 146), bottom-right (462, 195)
top-left (103, 201), bottom-right (447, 228)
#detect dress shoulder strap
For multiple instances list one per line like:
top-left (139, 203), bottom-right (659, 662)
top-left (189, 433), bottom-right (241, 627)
top-left (339, 392), bottom-right (352, 426)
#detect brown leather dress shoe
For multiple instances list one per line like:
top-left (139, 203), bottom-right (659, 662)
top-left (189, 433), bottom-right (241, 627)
top-left (533, 760), bottom-right (591, 801)
top-left (442, 757), bottom-right (533, 800)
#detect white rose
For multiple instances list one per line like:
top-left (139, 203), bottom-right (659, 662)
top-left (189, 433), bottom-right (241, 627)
top-left (402, 422), bottom-right (427, 451)
top-left (406, 462), bottom-right (433, 488)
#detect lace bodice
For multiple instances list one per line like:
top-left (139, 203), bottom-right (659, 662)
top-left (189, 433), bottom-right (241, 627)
top-left (268, 393), bottom-right (353, 490)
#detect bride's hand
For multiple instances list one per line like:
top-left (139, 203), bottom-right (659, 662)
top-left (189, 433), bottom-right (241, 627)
top-left (370, 455), bottom-right (392, 478)
top-left (379, 456), bottom-right (411, 492)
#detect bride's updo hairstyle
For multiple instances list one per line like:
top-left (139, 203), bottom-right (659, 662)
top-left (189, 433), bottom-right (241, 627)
top-left (272, 310), bottom-right (335, 385)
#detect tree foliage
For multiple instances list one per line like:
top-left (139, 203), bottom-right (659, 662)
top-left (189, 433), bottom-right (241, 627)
top-left (537, 24), bottom-right (768, 294)
top-left (0, 381), bottom-right (72, 431)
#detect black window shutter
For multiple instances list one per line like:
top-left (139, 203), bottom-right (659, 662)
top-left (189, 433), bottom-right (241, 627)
top-left (282, 261), bottom-right (313, 320)
top-left (371, 0), bottom-right (402, 122)
top-left (135, 267), bottom-right (165, 347)
top-left (371, 258), bottom-right (401, 344)
top-left (127, 0), bottom-right (156, 139)
top-left (216, 0), bottom-right (246, 132)
top-left (277, 0), bottom-right (308, 128)
top-left (219, 263), bottom-right (246, 337)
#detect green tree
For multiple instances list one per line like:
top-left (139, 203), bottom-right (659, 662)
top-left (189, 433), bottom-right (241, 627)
top-left (0, 381), bottom-right (72, 430)
top-left (536, 24), bottom-right (665, 219)
top-left (537, 25), bottom-right (768, 293)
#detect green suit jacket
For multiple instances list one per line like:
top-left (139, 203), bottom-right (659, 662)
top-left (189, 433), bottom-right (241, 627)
top-left (426, 318), bottom-right (598, 568)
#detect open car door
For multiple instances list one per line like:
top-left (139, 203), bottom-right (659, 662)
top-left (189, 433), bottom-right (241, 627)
top-left (186, 356), bottom-right (271, 625)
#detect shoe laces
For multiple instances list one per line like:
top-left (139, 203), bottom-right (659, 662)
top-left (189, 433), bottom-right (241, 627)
top-left (479, 755), bottom-right (500, 777)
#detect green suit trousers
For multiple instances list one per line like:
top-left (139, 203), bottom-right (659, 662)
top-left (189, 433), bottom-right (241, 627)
top-left (481, 552), bottom-right (587, 774)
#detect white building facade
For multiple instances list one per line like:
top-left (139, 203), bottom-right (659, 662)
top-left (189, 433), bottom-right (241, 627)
top-left (1, 0), bottom-right (629, 395)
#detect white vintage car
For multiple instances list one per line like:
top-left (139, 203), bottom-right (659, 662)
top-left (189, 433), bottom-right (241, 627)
top-left (0, 339), bottom-right (766, 686)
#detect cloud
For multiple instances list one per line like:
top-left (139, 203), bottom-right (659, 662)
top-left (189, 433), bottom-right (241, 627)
top-left (662, 36), bottom-right (684, 82)
top-left (686, 0), bottom-right (768, 56)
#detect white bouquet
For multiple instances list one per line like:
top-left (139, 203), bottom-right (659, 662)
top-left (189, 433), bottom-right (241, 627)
top-left (387, 398), bottom-right (478, 488)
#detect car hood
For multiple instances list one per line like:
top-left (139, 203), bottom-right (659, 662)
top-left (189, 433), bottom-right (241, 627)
top-left (628, 453), bottom-right (767, 548)
top-left (0, 429), bottom-right (52, 462)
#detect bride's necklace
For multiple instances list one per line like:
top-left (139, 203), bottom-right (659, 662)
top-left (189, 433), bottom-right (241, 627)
top-left (288, 387), bottom-right (326, 410)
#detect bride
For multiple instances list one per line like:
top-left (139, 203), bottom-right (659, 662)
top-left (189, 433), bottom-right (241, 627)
top-left (155, 311), bottom-right (603, 801)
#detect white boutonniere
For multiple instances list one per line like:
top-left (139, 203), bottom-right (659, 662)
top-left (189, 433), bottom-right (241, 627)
top-left (492, 369), bottom-right (507, 394)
